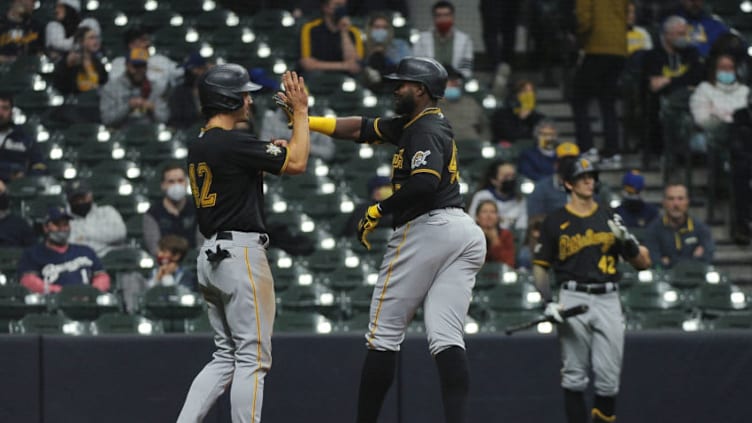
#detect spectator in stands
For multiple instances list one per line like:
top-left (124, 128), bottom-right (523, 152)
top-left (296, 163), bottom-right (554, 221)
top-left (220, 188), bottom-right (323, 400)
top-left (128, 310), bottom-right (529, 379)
top-left (413, 1), bottom-right (473, 79)
top-left (143, 163), bottom-right (200, 257)
top-left (731, 107), bottom-right (752, 245)
top-left (100, 47), bottom-right (169, 128)
top-left (614, 170), bottom-right (659, 228)
top-left (362, 12), bottom-right (411, 90)
top-left (440, 66), bottom-right (490, 141)
top-left (17, 206), bottom-right (110, 294)
top-left (342, 175), bottom-right (394, 237)
top-left (0, 93), bottom-right (46, 182)
top-left (52, 25), bottom-right (107, 95)
top-left (646, 15), bottom-right (703, 97)
top-left (65, 179), bottom-right (126, 258)
top-left (672, 0), bottom-right (729, 58)
top-left (0, 0), bottom-right (44, 63)
top-left (689, 53), bottom-right (749, 152)
top-left (468, 160), bottom-right (527, 231)
top-left (627, 1), bottom-right (653, 55)
top-left (526, 142), bottom-right (581, 219)
top-left (571, 0), bottom-right (628, 165)
top-left (147, 234), bottom-right (197, 291)
top-left (0, 180), bottom-right (35, 247)
top-left (167, 52), bottom-right (209, 129)
top-left (347, 0), bottom-right (409, 18)
top-left (299, 0), bottom-right (364, 76)
top-left (516, 214), bottom-right (544, 270)
top-left (475, 199), bottom-right (515, 267)
top-left (517, 120), bottom-right (560, 182)
top-left (491, 79), bottom-right (546, 144)
top-left (479, 0), bottom-right (520, 76)
top-left (109, 26), bottom-right (182, 100)
top-left (45, 0), bottom-right (100, 61)
top-left (643, 182), bottom-right (714, 268)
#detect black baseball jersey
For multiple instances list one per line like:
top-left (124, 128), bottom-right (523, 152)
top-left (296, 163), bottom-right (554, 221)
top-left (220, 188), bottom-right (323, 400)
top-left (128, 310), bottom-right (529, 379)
top-left (187, 128), bottom-right (289, 238)
top-left (359, 108), bottom-right (463, 226)
top-left (534, 204), bottom-right (624, 284)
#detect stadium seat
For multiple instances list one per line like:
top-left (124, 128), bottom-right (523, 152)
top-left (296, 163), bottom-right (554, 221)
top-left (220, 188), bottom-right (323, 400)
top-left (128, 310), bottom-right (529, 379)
top-left (140, 285), bottom-right (204, 332)
top-left (706, 311), bottom-right (752, 330)
top-left (694, 284), bottom-right (749, 314)
top-left (68, 140), bottom-right (117, 165)
top-left (101, 247), bottom-right (155, 277)
top-left (51, 284), bottom-right (120, 321)
top-left (621, 281), bottom-right (684, 311)
top-left (316, 266), bottom-right (370, 292)
top-left (14, 90), bottom-right (63, 116)
top-left (626, 310), bottom-right (687, 330)
top-left (169, 0), bottom-right (206, 16)
top-left (61, 123), bottom-right (108, 146)
top-left (7, 175), bottom-right (62, 199)
top-left (137, 140), bottom-right (188, 166)
top-left (91, 313), bottom-right (164, 335)
top-left (10, 313), bottom-right (86, 335)
top-left (277, 283), bottom-right (337, 315)
top-left (18, 194), bottom-right (68, 225)
top-left (0, 284), bottom-right (47, 323)
top-left (475, 263), bottom-right (515, 290)
top-left (98, 192), bottom-right (150, 220)
top-left (479, 282), bottom-right (544, 313)
top-left (336, 310), bottom-right (370, 332)
top-left (139, 7), bottom-right (183, 31)
top-left (275, 310), bottom-right (333, 334)
top-left (87, 174), bottom-right (137, 198)
top-left (668, 260), bottom-right (713, 288)
top-left (249, 9), bottom-right (298, 31)
top-left (125, 214), bottom-right (145, 241)
top-left (481, 310), bottom-right (543, 334)
top-left (184, 312), bottom-right (212, 333)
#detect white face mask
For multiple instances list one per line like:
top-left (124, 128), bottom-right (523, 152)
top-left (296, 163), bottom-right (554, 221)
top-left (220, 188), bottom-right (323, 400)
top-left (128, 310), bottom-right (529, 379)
top-left (166, 183), bottom-right (186, 201)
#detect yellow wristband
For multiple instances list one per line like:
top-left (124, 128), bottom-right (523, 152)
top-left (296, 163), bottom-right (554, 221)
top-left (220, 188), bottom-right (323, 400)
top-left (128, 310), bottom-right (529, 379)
top-left (367, 204), bottom-right (382, 219)
top-left (308, 116), bottom-right (336, 136)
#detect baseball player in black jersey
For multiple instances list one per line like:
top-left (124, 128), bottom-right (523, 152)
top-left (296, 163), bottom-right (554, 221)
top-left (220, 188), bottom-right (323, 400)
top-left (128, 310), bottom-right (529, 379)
top-left (176, 66), bottom-right (310, 423)
top-left (533, 157), bottom-right (651, 423)
top-left (279, 56), bottom-right (486, 423)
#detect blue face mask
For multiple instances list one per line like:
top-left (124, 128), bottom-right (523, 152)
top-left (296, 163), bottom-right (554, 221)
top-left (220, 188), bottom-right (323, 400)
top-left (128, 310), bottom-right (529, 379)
top-left (444, 86), bottom-right (461, 101)
top-left (716, 71), bottom-right (736, 85)
top-left (369, 28), bottom-right (388, 43)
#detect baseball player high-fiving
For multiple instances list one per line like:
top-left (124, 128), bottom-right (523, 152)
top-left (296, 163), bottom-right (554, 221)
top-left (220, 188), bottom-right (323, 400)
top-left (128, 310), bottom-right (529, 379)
top-left (533, 158), bottom-right (651, 423)
top-left (281, 56), bottom-right (486, 423)
top-left (176, 66), bottom-right (310, 423)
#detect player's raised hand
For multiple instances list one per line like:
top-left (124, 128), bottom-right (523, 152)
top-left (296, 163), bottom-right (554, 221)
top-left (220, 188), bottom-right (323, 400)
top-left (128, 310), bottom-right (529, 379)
top-left (608, 213), bottom-right (640, 259)
top-left (281, 70), bottom-right (308, 113)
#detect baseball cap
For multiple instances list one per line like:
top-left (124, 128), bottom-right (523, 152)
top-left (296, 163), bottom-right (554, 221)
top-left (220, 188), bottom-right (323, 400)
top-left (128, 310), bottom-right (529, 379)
top-left (47, 206), bottom-right (73, 223)
top-left (65, 179), bottom-right (92, 199)
top-left (622, 170), bottom-right (644, 194)
top-left (183, 52), bottom-right (207, 71)
top-left (556, 142), bottom-right (580, 159)
top-left (249, 67), bottom-right (280, 91)
top-left (127, 47), bottom-right (150, 66)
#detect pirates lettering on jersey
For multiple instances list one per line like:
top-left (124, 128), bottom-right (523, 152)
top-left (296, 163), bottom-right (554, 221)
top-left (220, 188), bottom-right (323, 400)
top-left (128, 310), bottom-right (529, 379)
top-left (392, 148), bottom-right (405, 170)
top-left (558, 229), bottom-right (616, 261)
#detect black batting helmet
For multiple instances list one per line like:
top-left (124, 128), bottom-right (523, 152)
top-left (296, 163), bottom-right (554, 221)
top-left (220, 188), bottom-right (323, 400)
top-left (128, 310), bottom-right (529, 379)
top-left (560, 157), bottom-right (599, 184)
top-left (198, 63), bottom-right (261, 113)
top-left (384, 56), bottom-right (448, 99)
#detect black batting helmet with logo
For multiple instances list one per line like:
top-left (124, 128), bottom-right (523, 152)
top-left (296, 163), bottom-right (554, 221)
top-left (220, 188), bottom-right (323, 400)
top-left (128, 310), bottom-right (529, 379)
top-left (198, 63), bottom-right (261, 113)
top-left (561, 157), bottom-right (599, 184)
top-left (384, 56), bottom-right (448, 99)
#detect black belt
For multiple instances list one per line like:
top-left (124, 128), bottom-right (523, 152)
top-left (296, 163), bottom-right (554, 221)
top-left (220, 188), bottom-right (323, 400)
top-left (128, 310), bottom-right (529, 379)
top-left (561, 281), bottom-right (618, 295)
top-left (216, 231), bottom-right (269, 244)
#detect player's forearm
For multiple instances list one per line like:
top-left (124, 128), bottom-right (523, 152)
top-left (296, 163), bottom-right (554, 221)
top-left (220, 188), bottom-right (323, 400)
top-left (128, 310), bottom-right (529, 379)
top-left (378, 173), bottom-right (438, 214)
top-left (533, 265), bottom-right (554, 303)
top-left (308, 116), bottom-right (363, 140)
top-left (284, 109), bottom-right (311, 174)
top-left (628, 245), bottom-right (651, 270)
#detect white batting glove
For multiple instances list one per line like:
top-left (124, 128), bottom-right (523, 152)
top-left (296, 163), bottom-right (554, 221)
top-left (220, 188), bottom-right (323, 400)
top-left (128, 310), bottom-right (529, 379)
top-left (608, 213), bottom-right (640, 258)
top-left (544, 302), bottom-right (564, 323)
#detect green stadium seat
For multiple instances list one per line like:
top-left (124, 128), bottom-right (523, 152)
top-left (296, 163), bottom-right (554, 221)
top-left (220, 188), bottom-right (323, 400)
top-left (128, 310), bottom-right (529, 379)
top-left (621, 281), bottom-right (684, 311)
top-left (10, 313), bottom-right (87, 335)
top-left (184, 312), bottom-right (212, 333)
top-left (479, 282), bottom-right (544, 313)
top-left (275, 311), bottom-right (333, 334)
top-left (139, 285), bottom-right (204, 332)
top-left (475, 263), bottom-right (516, 290)
top-left (91, 313), bottom-right (163, 335)
top-left (51, 285), bottom-right (119, 320)
top-left (316, 266), bottom-right (370, 292)
top-left (667, 260), bottom-right (713, 288)
top-left (336, 311), bottom-right (370, 332)
top-left (101, 247), bottom-right (155, 277)
top-left (125, 214), bottom-right (145, 242)
top-left (277, 283), bottom-right (337, 314)
top-left (694, 284), bottom-right (749, 314)
top-left (18, 194), bottom-right (68, 225)
top-left (249, 9), bottom-right (298, 31)
top-left (7, 175), bottom-right (62, 199)
top-left (98, 193), bottom-right (150, 220)
top-left (626, 310), bottom-right (687, 330)
top-left (169, 0), bottom-right (206, 16)
top-left (14, 90), bottom-right (63, 115)
top-left (137, 141), bottom-right (188, 166)
top-left (706, 311), bottom-right (752, 330)
top-left (481, 310), bottom-right (544, 334)
top-left (139, 7), bottom-right (183, 31)
top-left (0, 284), bottom-right (47, 322)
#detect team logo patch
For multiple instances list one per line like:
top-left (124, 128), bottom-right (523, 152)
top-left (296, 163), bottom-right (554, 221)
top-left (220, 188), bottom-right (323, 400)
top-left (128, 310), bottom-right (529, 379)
top-left (411, 150), bottom-right (431, 169)
top-left (265, 143), bottom-right (282, 156)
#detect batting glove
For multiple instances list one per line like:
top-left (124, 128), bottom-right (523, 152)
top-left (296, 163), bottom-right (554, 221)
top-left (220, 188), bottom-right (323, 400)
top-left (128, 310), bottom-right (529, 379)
top-left (544, 302), bottom-right (564, 323)
top-left (357, 204), bottom-right (382, 250)
top-left (607, 213), bottom-right (640, 259)
top-left (273, 93), bottom-right (294, 128)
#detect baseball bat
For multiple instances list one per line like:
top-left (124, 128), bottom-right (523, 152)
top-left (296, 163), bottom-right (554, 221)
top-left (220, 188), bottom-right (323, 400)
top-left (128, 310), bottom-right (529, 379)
top-left (504, 304), bottom-right (589, 336)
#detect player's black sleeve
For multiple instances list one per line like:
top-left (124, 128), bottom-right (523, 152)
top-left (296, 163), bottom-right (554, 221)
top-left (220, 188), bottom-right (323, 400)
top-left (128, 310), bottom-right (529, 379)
top-left (224, 136), bottom-right (289, 175)
top-left (403, 132), bottom-right (446, 180)
top-left (379, 173), bottom-right (438, 215)
top-left (533, 214), bottom-right (557, 268)
top-left (358, 115), bottom-right (408, 145)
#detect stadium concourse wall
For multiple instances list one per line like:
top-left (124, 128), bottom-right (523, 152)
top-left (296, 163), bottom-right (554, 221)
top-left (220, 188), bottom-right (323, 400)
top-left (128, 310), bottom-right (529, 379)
top-left (0, 332), bottom-right (750, 423)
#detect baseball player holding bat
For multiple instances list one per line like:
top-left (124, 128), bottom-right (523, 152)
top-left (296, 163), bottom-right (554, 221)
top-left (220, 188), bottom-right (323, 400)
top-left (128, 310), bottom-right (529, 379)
top-left (176, 66), bottom-right (310, 423)
top-left (532, 157), bottom-right (651, 423)
top-left (279, 56), bottom-right (486, 423)
top-left (504, 304), bottom-right (589, 335)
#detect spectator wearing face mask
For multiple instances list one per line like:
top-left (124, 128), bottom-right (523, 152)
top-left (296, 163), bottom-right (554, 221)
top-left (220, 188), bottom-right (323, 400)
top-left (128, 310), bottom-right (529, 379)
top-left (491, 79), bottom-right (545, 143)
top-left (362, 12), bottom-right (411, 90)
top-left (18, 206), bottom-right (110, 294)
top-left (65, 179), bottom-right (127, 258)
top-left (147, 234), bottom-right (197, 290)
top-left (669, 0), bottom-right (729, 58)
top-left (413, 1), bottom-right (473, 79)
top-left (143, 162), bottom-right (201, 257)
top-left (0, 179), bottom-right (35, 248)
top-left (614, 170), bottom-right (659, 229)
top-left (645, 15), bottom-right (703, 97)
top-left (689, 54), bottom-right (749, 133)
top-left (517, 120), bottom-right (561, 182)
top-left (439, 66), bottom-right (490, 141)
top-left (467, 160), bottom-right (527, 231)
